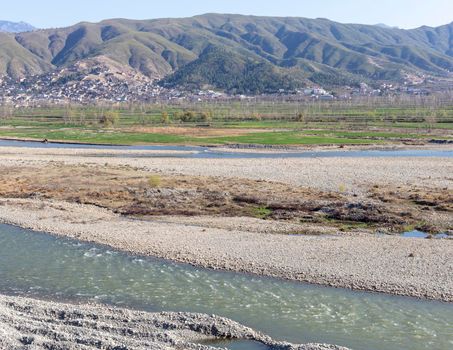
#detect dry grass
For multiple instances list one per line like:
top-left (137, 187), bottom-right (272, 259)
top-left (0, 163), bottom-right (451, 233)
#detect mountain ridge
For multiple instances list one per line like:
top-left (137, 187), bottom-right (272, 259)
top-left (0, 20), bottom-right (35, 33)
top-left (1, 14), bottom-right (452, 93)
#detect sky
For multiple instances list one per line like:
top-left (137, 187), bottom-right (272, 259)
top-left (2, 0), bottom-right (453, 29)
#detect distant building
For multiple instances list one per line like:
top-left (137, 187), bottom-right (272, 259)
top-left (313, 88), bottom-right (327, 95)
top-left (319, 94), bottom-right (334, 101)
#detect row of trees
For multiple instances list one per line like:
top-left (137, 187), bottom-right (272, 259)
top-left (1, 96), bottom-right (451, 128)
top-left (62, 108), bottom-right (119, 126)
top-left (160, 110), bottom-right (214, 124)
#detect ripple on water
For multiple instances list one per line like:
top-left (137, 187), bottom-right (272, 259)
top-left (0, 223), bottom-right (452, 350)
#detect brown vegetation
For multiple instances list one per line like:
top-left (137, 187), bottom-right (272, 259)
top-left (0, 163), bottom-right (451, 234)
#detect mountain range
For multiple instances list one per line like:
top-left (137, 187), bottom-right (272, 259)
top-left (0, 14), bottom-right (452, 93)
top-left (0, 20), bottom-right (35, 33)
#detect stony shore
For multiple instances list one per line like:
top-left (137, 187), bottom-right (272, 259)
top-left (0, 294), bottom-right (348, 350)
top-left (0, 144), bottom-right (451, 348)
top-left (0, 146), bottom-right (452, 302)
top-left (0, 146), bottom-right (451, 196)
top-left (1, 198), bottom-right (452, 301)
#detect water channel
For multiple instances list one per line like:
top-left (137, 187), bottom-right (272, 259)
top-left (1, 224), bottom-right (451, 350)
top-left (1, 139), bottom-right (452, 159)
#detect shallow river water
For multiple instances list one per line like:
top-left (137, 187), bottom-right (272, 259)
top-left (0, 224), bottom-right (452, 350)
top-left (1, 139), bottom-right (452, 159)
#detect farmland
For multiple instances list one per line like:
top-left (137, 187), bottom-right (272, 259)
top-left (1, 99), bottom-right (452, 146)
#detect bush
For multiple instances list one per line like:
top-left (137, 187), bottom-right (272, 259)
top-left (200, 111), bottom-right (213, 122)
top-left (173, 111), bottom-right (182, 121)
top-left (180, 111), bottom-right (196, 122)
top-left (161, 111), bottom-right (170, 124)
top-left (251, 113), bottom-right (262, 121)
top-left (253, 206), bottom-right (272, 219)
top-left (296, 112), bottom-right (305, 122)
top-left (148, 175), bottom-right (162, 188)
top-left (99, 110), bottom-right (119, 127)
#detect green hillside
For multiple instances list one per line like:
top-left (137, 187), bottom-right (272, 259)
top-left (1, 14), bottom-right (452, 92)
top-left (162, 45), bottom-right (306, 94)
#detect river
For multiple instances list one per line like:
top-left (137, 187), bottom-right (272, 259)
top-left (1, 224), bottom-right (451, 350)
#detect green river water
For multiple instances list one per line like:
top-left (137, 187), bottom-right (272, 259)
top-left (0, 224), bottom-right (451, 350)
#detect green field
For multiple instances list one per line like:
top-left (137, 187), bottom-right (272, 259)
top-left (0, 101), bottom-right (452, 146)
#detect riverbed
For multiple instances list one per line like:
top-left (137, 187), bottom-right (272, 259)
top-left (1, 139), bottom-right (452, 159)
top-left (1, 224), bottom-right (452, 350)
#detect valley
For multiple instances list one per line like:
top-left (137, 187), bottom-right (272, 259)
top-left (0, 7), bottom-right (452, 350)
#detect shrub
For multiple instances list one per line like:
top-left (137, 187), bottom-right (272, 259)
top-left (296, 112), bottom-right (305, 122)
top-left (173, 111), bottom-right (182, 121)
top-left (253, 206), bottom-right (272, 219)
top-left (182, 111), bottom-right (196, 122)
top-left (148, 175), bottom-right (162, 188)
top-left (161, 111), bottom-right (170, 124)
top-left (99, 110), bottom-right (119, 127)
top-left (251, 113), bottom-right (262, 121)
top-left (200, 111), bottom-right (213, 122)
top-left (338, 184), bottom-right (347, 193)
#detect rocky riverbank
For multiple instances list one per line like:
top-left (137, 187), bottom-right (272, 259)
top-left (0, 294), bottom-right (348, 350)
top-left (0, 198), bottom-right (451, 301)
top-left (0, 144), bottom-right (451, 349)
top-left (0, 146), bottom-right (452, 301)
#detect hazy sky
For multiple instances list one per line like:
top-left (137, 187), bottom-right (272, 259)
top-left (3, 0), bottom-right (453, 29)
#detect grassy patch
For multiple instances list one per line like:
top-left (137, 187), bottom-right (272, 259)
top-left (202, 131), bottom-right (382, 145)
top-left (0, 102), bottom-right (451, 146)
top-left (0, 128), bottom-right (384, 145)
top-left (299, 129), bottom-right (431, 139)
top-left (252, 206), bottom-right (273, 219)
top-left (338, 222), bottom-right (374, 232)
top-left (148, 175), bottom-right (162, 188)
top-left (0, 129), bottom-right (192, 145)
